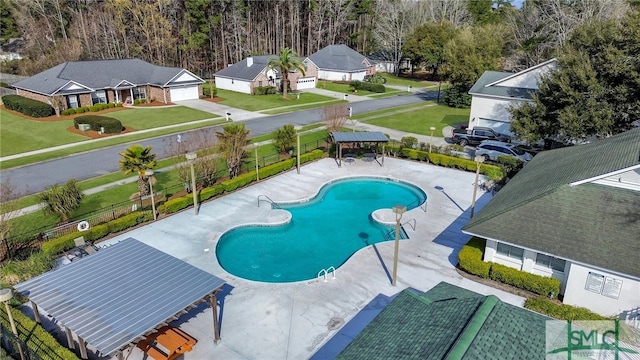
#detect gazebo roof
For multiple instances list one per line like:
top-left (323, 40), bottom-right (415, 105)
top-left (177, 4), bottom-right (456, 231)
top-left (332, 132), bottom-right (389, 143)
top-left (14, 238), bottom-right (225, 357)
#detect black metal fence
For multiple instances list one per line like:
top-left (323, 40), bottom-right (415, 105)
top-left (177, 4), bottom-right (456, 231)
top-left (0, 322), bottom-right (43, 360)
top-left (1, 138), bottom-right (330, 262)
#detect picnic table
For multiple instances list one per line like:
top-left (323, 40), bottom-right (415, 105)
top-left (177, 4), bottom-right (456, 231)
top-left (136, 326), bottom-right (197, 360)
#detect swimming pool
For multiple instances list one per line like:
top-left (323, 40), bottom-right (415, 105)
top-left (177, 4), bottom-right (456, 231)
top-left (215, 177), bottom-right (427, 283)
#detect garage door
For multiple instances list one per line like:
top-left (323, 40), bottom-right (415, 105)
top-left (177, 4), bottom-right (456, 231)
top-left (296, 77), bottom-right (316, 90)
top-left (477, 118), bottom-right (513, 136)
top-left (170, 86), bottom-right (199, 102)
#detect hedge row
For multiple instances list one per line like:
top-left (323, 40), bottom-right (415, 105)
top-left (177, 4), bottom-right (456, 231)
top-left (350, 81), bottom-right (385, 93)
top-left (2, 94), bottom-right (54, 117)
top-left (159, 150), bottom-right (323, 215)
top-left (400, 148), bottom-right (505, 181)
top-left (42, 211), bottom-right (153, 255)
top-left (0, 306), bottom-right (79, 360)
top-left (74, 115), bottom-right (123, 133)
top-left (458, 237), bottom-right (561, 298)
top-left (254, 86), bottom-right (277, 95)
top-left (524, 297), bottom-right (611, 321)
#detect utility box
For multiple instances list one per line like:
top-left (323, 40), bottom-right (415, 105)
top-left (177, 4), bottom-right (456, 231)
top-left (78, 123), bottom-right (91, 131)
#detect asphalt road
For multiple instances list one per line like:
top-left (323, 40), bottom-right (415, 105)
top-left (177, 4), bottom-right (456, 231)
top-left (2, 90), bottom-right (437, 196)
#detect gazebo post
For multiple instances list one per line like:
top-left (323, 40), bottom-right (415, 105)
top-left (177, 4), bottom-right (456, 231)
top-left (382, 144), bottom-right (385, 166)
top-left (65, 327), bottom-right (75, 349)
top-left (78, 335), bottom-right (88, 359)
top-left (30, 302), bottom-right (42, 323)
top-left (338, 143), bottom-right (343, 167)
top-left (210, 293), bottom-right (221, 344)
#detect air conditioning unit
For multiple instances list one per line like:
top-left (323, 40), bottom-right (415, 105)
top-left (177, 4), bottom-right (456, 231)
top-left (78, 123), bottom-right (91, 131)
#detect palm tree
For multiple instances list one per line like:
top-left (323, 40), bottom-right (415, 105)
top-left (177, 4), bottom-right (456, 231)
top-left (267, 47), bottom-right (306, 99)
top-left (39, 179), bottom-right (83, 222)
top-left (216, 123), bottom-right (250, 179)
top-left (119, 145), bottom-right (157, 196)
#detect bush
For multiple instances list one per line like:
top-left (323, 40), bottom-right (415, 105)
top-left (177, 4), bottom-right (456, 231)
top-left (1, 251), bottom-right (55, 285)
top-left (74, 115), bottom-right (123, 133)
top-left (76, 106), bottom-right (86, 114)
top-left (443, 83), bottom-right (472, 108)
top-left (524, 297), bottom-right (611, 320)
top-left (108, 102), bottom-right (116, 108)
top-left (364, 73), bottom-right (387, 84)
top-left (61, 108), bottom-right (76, 116)
top-left (1, 94), bottom-right (55, 117)
top-left (162, 196), bottom-right (194, 214)
top-left (254, 86), bottom-right (277, 95)
top-left (90, 104), bottom-right (101, 112)
top-left (222, 172), bottom-right (256, 192)
top-left (0, 307), bottom-right (79, 360)
top-left (203, 87), bottom-right (218, 97)
top-left (401, 136), bottom-right (418, 149)
top-left (490, 263), bottom-right (561, 298)
top-left (134, 99), bottom-right (140, 105)
top-left (200, 184), bottom-right (225, 201)
top-left (458, 237), bottom-right (491, 278)
top-left (350, 80), bottom-right (385, 93)
top-left (116, 102), bottom-right (123, 107)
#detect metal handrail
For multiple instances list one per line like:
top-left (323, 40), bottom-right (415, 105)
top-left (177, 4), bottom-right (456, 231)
top-left (403, 218), bottom-right (416, 231)
top-left (257, 194), bottom-right (281, 209)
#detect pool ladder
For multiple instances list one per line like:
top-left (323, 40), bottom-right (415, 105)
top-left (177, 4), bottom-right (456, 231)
top-left (317, 266), bottom-right (336, 282)
top-left (257, 194), bottom-right (281, 209)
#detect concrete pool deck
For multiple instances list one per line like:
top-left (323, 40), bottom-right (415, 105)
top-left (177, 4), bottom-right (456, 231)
top-left (97, 157), bottom-right (523, 360)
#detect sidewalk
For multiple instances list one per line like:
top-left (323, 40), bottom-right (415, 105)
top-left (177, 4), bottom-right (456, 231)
top-left (345, 120), bottom-right (453, 148)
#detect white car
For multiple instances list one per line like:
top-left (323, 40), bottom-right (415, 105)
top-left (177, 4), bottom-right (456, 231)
top-left (475, 140), bottom-right (534, 162)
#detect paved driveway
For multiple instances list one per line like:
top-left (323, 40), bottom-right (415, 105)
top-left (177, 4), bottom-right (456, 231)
top-left (88, 158), bottom-right (520, 360)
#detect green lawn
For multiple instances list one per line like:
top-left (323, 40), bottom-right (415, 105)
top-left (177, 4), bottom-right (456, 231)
top-left (381, 73), bottom-right (439, 88)
top-left (317, 80), bottom-right (381, 95)
top-left (215, 89), bottom-right (337, 111)
top-left (0, 110), bottom-right (87, 156)
top-left (360, 103), bottom-right (469, 136)
top-left (106, 106), bottom-right (214, 130)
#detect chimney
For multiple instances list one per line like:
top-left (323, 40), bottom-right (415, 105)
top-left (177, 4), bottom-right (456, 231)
top-left (247, 56), bottom-right (253, 67)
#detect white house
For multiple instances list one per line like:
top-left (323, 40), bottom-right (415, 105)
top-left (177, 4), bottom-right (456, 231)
top-left (467, 59), bottom-right (557, 135)
top-left (305, 44), bottom-right (375, 82)
top-left (462, 128), bottom-right (640, 318)
top-left (214, 55), bottom-right (315, 94)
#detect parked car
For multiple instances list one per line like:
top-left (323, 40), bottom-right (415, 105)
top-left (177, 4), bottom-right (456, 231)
top-left (475, 140), bottom-right (533, 162)
top-left (451, 126), bottom-right (511, 146)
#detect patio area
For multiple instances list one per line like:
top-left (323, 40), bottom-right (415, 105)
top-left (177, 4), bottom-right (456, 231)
top-left (59, 157), bottom-right (522, 359)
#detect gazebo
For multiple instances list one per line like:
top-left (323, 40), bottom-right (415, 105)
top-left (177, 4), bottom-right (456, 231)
top-left (14, 238), bottom-right (226, 359)
top-left (331, 131), bottom-right (390, 167)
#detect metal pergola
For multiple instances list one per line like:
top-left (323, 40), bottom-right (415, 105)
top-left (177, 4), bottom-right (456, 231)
top-left (14, 238), bottom-right (225, 359)
top-left (331, 131), bottom-right (390, 167)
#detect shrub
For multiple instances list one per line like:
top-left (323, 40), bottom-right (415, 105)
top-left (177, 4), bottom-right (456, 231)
top-left (350, 81), bottom-right (385, 93)
top-left (443, 83), bottom-right (472, 108)
top-left (134, 99), bottom-right (140, 105)
top-left (458, 237), bottom-right (491, 278)
top-left (162, 196), bottom-right (194, 214)
top-left (254, 86), bottom-right (277, 95)
top-left (76, 106), bottom-right (86, 114)
top-left (90, 104), bottom-right (101, 112)
top-left (0, 81), bottom-right (10, 88)
top-left (108, 102), bottom-right (116, 108)
top-left (401, 136), bottom-right (418, 149)
top-left (1, 94), bottom-right (55, 117)
top-left (0, 307), bottom-right (79, 360)
top-left (524, 297), bottom-right (611, 320)
top-left (61, 108), bottom-right (76, 116)
top-left (74, 115), bottom-right (123, 133)
top-left (490, 263), bottom-right (561, 298)
top-left (1, 251), bottom-right (55, 285)
top-left (42, 211), bottom-right (153, 255)
top-left (116, 102), bottom-right (123, 107)
top-left (203, 87), bottom-right (218, 97)
top-left (222, 172), bottom-right (256, 192)
top-left (200, 184), bottom-right (225, 201)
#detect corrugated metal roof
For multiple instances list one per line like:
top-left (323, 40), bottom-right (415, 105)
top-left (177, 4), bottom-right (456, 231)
top-left (332, 132), bottom-right (389, 143)
top-left (14, 238), bottom-right (225, 357)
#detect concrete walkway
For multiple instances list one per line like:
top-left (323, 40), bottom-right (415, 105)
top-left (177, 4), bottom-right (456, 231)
top-left (174, 99), bottom-right (266, 121)
top-left (58, 157), bottom-right (518, 360)
top-left (301, 87), bottom-right (370, 102)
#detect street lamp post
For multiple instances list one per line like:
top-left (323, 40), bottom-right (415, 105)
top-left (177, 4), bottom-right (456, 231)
top-left (186, 152), bottom-right (198, 215)
top-left (145, 170), bottom-right (157, 220)
top-left (429, 126), bottom-right (436, 153)
top-left (294, 126), bottom-right (302, 174)
top-left (470, 156), bottom-right (484, 218)
top-left (391, 205), bottom-right (406, 286)
top-left (0, 289), bottom-right (26, 360)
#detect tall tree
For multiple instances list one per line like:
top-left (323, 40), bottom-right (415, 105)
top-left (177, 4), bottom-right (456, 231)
top-left (402, 20), bottom-right (457, 77)
top-left (267, 47), bottom-right (306, 99)
top-left (118, 145), bottom-right (157, 197)
top-left (39, 179), bottom-right (83, 223)
top-left (216, 123), bottom-right (250, 179)
top-left (509, 12), bottom-right (640, 143)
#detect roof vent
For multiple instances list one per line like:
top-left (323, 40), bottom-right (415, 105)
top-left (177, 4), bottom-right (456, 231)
top-left (247, 56), bottom-right (253, 67)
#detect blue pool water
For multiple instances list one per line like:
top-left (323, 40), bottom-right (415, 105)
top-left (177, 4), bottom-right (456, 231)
top-left (215, 177), bottom-right (427, 283)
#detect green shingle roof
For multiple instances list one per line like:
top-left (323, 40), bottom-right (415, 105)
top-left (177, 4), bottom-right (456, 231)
top-left (463, 128), bottom-right (640, 278)
top-left (335, 282), bottom-right (550, 360)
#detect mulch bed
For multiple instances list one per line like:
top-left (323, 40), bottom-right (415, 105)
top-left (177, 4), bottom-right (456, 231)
top-left (455, 266), bottom-right (542, 300)
top-left (66, 125), bottom-right (137, 139)
top-left (200, 97), bottom-right (223, 103)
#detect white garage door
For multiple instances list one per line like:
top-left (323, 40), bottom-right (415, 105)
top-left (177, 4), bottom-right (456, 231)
top-left (477, 118), bottom-right (513, 136)
top-left (296, 77), bottom-right (316, 90)
top-left (170, 86), bottom-right (199, 102)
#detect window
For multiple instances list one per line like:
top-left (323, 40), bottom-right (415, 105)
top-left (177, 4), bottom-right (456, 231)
top-left (496, 243), bottom-right (524, 260)
top-left (132, 87), bottom-right (146, 100)
top-left (535, 254), bottom-right (566, 272)
top-left (91, 90), bottom-right (107, 104)
top-left (258, 81), bottom-right (262, 87)
top-left (67, 95), bottom-right (79, 109)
